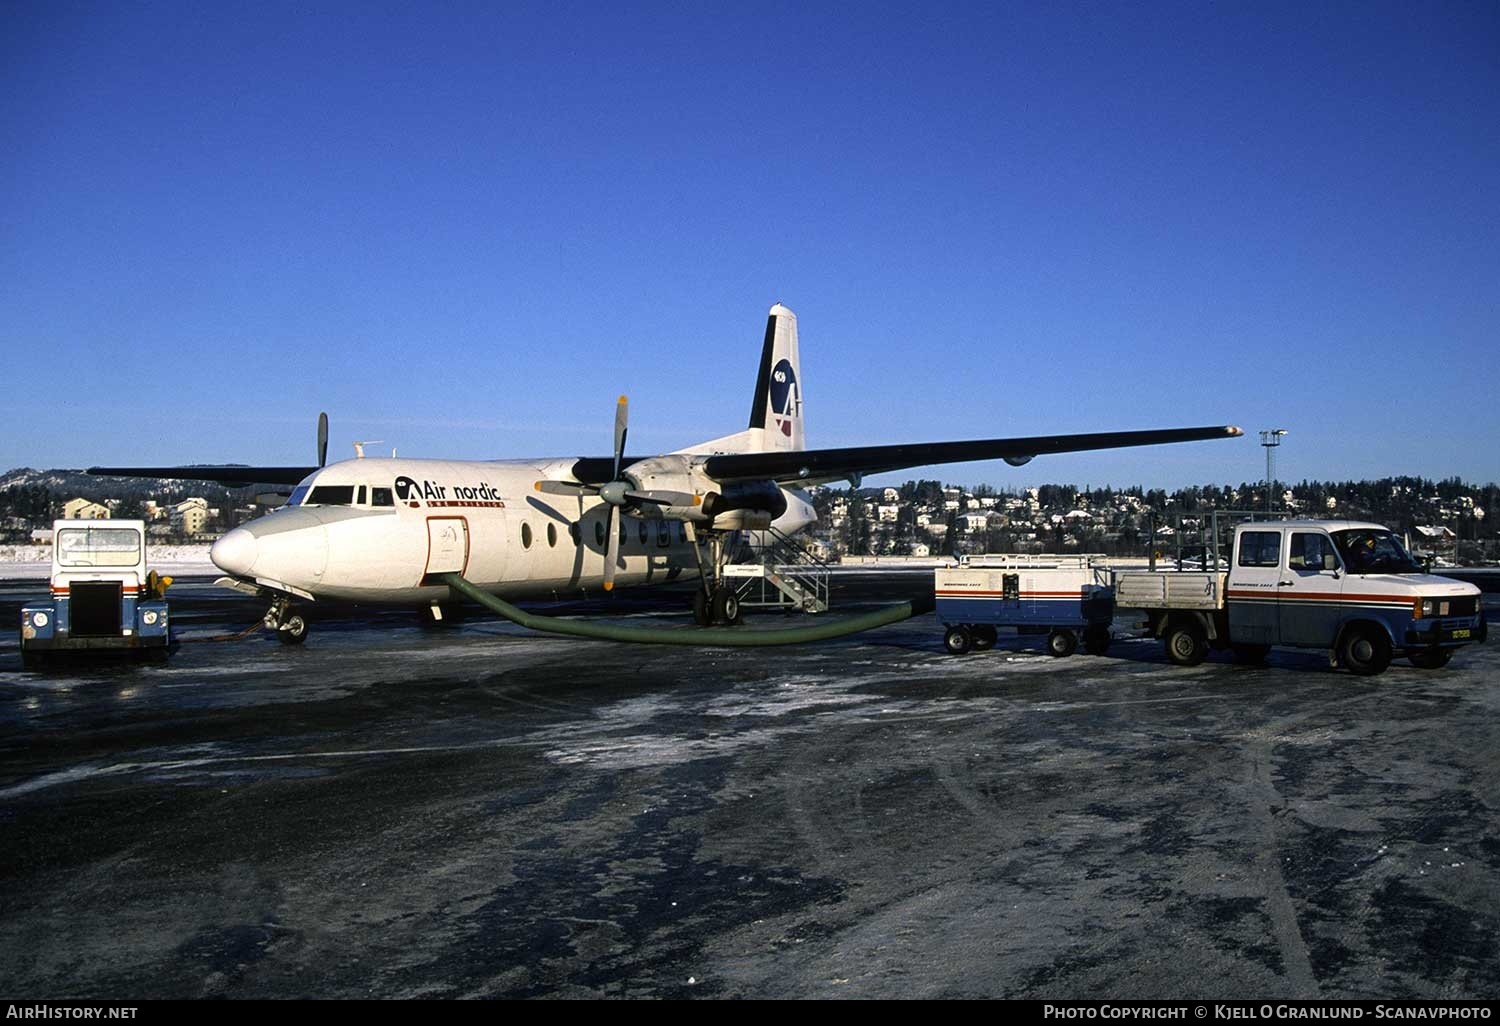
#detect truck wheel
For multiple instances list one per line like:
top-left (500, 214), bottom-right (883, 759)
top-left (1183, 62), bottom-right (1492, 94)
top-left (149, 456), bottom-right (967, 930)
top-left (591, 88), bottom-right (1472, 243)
top-left (1408, 648), bottom-right (1452, 670)
top-left (972, 625), bottom-right (997, 651)
top-left (1339, 626), bottom-right (1389, 676)
top-left (1165, 624), bottom-right (1208, 666)
top-left (1083, 627), bottom-right (1110, 656)
top-left (1232, 644), bottom-right (1270, 665)
top-left (944, 626), bottom-right (972, 655)
top-left (1047, 629), bottom-right (1077, 658)
top-left (279, 614), bottom-right (309, 646)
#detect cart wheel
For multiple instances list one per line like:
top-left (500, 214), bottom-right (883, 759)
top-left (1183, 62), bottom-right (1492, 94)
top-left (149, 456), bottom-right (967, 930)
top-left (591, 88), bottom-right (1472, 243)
top-left (1047, 629), bottom-right (1077, 658)
top-left (944, 626), bottom-right (972, 655)
top-left (1165, 623), bottom-right (1207, 666)
top-left (972, 625), bottom-right (998, 651)
top-left (1083, 627), bottom-right (1110, 656)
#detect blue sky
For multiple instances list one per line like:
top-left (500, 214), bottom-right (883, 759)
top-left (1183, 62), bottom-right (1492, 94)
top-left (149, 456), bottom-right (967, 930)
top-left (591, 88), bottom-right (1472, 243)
top-left (3, 1), bottom-right (1496, 490)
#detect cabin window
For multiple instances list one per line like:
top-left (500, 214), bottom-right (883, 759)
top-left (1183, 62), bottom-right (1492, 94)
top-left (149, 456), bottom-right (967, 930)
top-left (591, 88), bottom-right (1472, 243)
top-left (594, 520), bottom-right (605, 546)
top-left (569, 522), bottom-right (580, 546)
top-left (656, 521), bottom-right (670, 548)
top-left (521, 523), bottom-right (533, 549)
top-left (638, 520), bottom-right (648, 545)
top-left (547, 523), bottom-right (557, 547)
top-left (1238, 531), bottom-right (1282, 568)
top-left (372, 487), bottom-right (394, 508)
top-left (620, 520), bottom-right (627, 545)
top-left (307, 485), bottom-right (355, 506)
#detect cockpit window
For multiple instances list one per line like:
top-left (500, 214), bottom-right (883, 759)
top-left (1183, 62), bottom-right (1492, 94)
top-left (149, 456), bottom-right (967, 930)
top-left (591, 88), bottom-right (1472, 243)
top-left (306, 485), bottom-right (356, 506)
top-left (371, 487), bottom-right (394, 508)
top-left (287, 485), bottom-right (310, 506)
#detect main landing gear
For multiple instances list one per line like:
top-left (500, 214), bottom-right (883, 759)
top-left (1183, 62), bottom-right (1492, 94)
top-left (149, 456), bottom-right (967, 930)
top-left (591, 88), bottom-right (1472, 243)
top-left (686, 524), bottom-right (745, 627)
top-left (264, 595), bottom-right (309, 646)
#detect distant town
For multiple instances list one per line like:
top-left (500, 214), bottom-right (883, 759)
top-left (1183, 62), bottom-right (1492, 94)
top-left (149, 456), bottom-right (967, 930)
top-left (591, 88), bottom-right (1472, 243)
top-left (3, 467), bottom-right (1496, 565)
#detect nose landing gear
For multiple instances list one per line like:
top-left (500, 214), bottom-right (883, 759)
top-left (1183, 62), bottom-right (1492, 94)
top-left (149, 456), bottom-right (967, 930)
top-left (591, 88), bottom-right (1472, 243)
top-left (264, 596), bottom-right (309, 645)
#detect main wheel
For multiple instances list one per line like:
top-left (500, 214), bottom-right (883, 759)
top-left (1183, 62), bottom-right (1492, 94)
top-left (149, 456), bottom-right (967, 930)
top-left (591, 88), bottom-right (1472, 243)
top-left (278, 614), bottom-right (309, 646)
top-left (1408, 648), bottom-right (1452, 670)
top-left (691, 589), bottom-right (712, 627)
top-left (944, 626), bottom-right (972, 655)
top-left (1047, 629), bottom-right (1077, 658)
top-left (1339, 625), bottom-right (1390, 676)
top-left (711, 587), bottom-right (741, 626)
top-left (1165, 623), bottom-right (1207, 666)
top-left (972, 625), bottom-right (998, 651)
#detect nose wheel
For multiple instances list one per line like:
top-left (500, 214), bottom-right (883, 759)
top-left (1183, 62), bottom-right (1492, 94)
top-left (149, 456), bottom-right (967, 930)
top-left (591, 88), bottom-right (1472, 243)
top-left (264, 596), bottom-right (309, 645)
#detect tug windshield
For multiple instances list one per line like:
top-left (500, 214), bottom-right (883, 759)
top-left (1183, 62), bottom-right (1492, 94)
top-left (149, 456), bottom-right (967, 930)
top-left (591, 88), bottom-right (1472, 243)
top-left (1330, 528), bottom-right (1423, 574)
top-left (57, 527), bottom-right (142, 568)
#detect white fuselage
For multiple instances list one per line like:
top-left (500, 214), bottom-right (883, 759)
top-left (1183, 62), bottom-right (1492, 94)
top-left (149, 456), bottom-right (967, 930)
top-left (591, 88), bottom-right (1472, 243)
top-left (210, 457), bottom-right (816, 605)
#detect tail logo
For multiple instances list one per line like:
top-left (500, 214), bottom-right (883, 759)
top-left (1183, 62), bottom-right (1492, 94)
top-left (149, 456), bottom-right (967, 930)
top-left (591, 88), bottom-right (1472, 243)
top-left (769, 359), bottom-right (800, 437)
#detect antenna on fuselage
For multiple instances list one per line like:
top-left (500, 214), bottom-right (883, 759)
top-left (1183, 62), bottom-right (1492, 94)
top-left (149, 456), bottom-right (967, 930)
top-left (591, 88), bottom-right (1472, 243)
top-left (352, 440), bottom-right (384, 459)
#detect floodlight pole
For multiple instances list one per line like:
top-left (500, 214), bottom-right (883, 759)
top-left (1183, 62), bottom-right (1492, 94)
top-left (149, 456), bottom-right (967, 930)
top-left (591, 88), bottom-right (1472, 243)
top-left (1260, 429), bottom-right (1288, 513)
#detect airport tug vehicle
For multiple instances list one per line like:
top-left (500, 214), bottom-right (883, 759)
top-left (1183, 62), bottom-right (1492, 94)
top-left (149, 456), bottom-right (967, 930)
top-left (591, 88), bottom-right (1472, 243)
top-left (19, 520), bottom-right (172, 669)
top-left (935, 556), bottom-right (1116, 656)
top-left (1112, 520), bottom-right (1484, 675)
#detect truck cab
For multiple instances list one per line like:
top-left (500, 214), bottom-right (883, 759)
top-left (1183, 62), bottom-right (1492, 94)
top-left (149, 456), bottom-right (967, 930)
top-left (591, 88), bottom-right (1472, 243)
top-left (1226, 520), bottom-right (1483, 673)
top-left (19, 520), bottom-right (172, 668)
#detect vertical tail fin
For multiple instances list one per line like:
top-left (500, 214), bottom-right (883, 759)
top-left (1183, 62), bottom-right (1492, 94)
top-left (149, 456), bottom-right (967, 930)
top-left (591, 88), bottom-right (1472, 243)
top-left (746, 303), bottom-right (804, 451)
top-left (682, 303), bottom-right (806, 455)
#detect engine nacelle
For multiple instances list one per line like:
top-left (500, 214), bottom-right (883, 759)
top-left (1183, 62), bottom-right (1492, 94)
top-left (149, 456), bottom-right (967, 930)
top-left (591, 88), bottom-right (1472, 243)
top-left (622, 455), bottom-right (791, 528)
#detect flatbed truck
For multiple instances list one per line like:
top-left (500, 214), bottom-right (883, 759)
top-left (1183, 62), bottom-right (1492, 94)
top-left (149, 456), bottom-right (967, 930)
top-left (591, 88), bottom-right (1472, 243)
top-left (1113, 519), bottom-right (1484, 674)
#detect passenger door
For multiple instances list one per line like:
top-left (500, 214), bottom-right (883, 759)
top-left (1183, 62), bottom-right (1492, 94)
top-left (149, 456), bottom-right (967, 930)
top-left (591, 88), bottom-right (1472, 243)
top-left (1227, 528), bottom-right (1283, 644)
top-left (424, 517), bottom-right (469, 582)
top-left (1278, 530), bottom-right (1343, 647)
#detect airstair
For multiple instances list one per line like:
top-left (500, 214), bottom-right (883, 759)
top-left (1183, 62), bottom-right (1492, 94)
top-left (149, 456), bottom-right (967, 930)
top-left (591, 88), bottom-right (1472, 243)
top-left (723, 527), bottom-right (832, 613)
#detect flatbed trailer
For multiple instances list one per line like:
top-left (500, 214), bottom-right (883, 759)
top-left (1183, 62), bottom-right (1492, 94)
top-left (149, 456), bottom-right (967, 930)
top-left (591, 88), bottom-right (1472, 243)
top-left (935, 555), bottom-right (1114, 656)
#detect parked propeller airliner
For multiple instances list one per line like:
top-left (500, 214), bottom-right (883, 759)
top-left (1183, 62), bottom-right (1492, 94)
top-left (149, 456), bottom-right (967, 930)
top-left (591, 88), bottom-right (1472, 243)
top-left (92, 304), bottom-right (1242, 642)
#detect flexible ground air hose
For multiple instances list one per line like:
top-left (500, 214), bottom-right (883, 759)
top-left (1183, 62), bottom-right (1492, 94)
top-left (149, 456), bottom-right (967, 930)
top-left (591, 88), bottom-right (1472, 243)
top-left (441, 573), bottom-right (934, 647)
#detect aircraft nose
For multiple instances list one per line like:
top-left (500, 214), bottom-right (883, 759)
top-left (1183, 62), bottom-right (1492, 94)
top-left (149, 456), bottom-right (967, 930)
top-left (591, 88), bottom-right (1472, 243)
top-left (211, 527), bottom-right (258, 576)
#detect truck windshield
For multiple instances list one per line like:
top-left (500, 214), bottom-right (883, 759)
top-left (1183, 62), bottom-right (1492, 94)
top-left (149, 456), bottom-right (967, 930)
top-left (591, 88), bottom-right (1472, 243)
top-left (1330, 529), bottom-right (1422, 574)
top-left (57, 527), bottom-right (141, 568)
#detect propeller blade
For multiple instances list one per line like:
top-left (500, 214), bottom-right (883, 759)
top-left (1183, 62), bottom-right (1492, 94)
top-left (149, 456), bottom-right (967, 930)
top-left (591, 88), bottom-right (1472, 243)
top-left (534, 480), bottom-right (598, 497)
top-left (317, 412), bottom-right (329, 467)
top-left (604, 505), bottom-right (620, 591)
top-left (613, 395), bottom-right (628, 481)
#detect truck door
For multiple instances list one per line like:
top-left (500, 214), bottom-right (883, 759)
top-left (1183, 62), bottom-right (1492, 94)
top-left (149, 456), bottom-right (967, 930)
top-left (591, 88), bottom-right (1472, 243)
top-left (1278, 530), bottom-right (1343, 647)
top-left (1227, 528), bottom-right (1283, 644)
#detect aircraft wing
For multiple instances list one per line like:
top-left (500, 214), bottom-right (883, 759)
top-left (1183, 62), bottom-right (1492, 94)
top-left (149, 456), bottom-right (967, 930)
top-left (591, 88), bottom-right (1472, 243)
top-left (698, 425), bottom-right (1243, 485)
top-left (87, 466), bottom-right (318, 487)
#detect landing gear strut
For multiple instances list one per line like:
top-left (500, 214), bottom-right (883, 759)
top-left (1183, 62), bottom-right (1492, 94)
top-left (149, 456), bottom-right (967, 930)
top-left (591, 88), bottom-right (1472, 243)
top-left (686, 524), bottom-right (744, 627)
top-left (264, 595), bottom-right (309, 645)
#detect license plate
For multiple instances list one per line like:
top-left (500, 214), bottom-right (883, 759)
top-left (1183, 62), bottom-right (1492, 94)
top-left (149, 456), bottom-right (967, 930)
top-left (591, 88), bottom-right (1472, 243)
top-left (1451, 629), bottom-right (1472, 640)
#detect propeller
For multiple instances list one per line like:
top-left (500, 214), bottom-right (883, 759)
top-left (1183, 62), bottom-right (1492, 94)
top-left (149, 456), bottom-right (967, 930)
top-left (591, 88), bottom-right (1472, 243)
top-left (532, 396), bottom-right (700, 592)
top-left (317, 412), bottom-right (329, 467)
